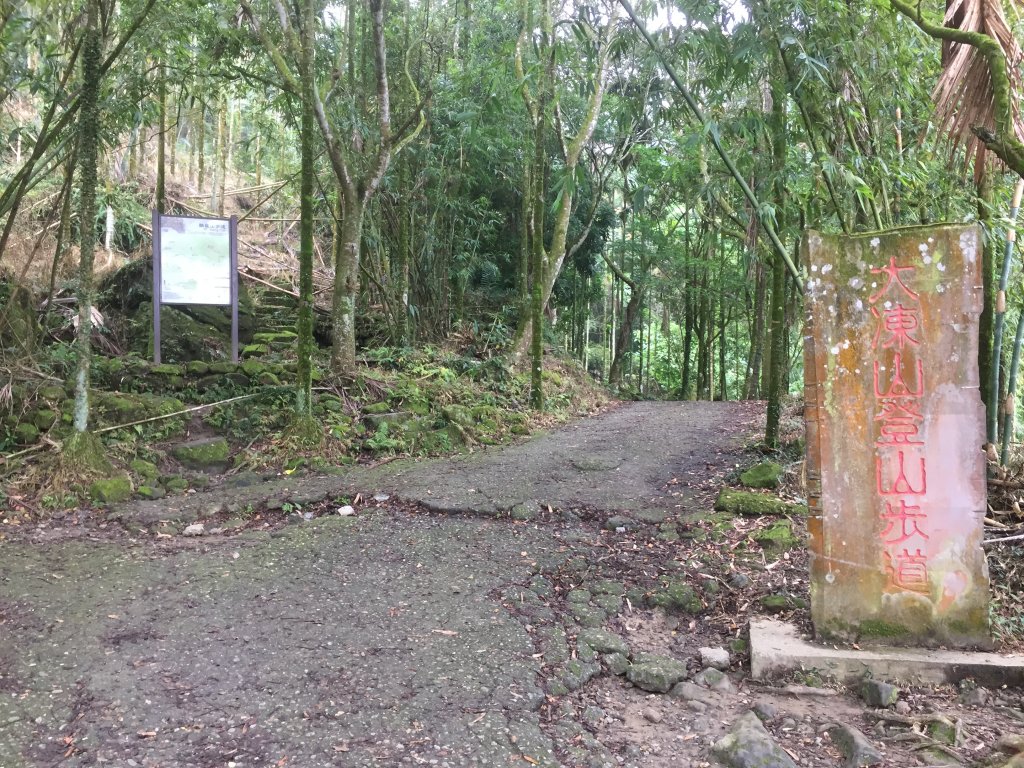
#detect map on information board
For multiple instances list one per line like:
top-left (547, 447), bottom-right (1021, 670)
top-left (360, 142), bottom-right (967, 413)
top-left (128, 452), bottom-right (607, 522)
top-left (159, 216), bottom-right (231, 305)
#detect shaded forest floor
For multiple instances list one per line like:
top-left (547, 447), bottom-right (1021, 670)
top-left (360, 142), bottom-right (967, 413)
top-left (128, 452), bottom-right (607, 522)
top-left (1, 400), bottom-right (1022, 768)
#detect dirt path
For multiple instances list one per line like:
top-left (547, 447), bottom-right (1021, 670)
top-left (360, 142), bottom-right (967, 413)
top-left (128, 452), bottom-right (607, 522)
top-left (1, 401), bottom-right (1020, 768)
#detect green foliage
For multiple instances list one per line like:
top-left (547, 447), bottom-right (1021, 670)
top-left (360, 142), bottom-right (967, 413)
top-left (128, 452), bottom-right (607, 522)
top-left (365, 421), bottom-right (404, 453)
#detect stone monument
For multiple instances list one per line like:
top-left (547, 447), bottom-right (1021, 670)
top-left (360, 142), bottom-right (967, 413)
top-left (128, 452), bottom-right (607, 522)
top-left (803, 224), bottom-right (990, 647)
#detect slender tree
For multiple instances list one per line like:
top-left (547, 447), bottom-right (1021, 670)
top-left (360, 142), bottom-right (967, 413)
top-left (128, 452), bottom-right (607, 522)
top-left (60, 0), bottom-right (111, 475)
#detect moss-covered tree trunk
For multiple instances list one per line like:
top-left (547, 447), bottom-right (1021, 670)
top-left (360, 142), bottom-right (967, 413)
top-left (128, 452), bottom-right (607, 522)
top-left (60, 0), bottom-right (110, 475)
top-left (330, 193), bottom-right (364, 374)
top-left (71, 0), bottom-right (101, 436)
top-left (527, 2), bottom-right (552, 410)
top-left (764, 66), bottom-right (788, 449)
top-left (295, 0), bottom-right (316, 423)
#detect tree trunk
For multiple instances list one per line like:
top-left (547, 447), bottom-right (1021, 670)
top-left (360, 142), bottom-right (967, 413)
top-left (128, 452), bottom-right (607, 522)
top-left (529, 199), bottom-right (545, 409)
top-left (72, 0), bottom-right (101, 436)
top-left (254, 124), bottom-right (262, 187)
top-left (681, 267), bottom-right (694, 399)
top-left (978, 164), bottom-right (996, 435)
top-left (519, 164), bottom-right (531, 307)
top-left (744, 260), bottom-right (766, 398)
top-left (395, 164), bottom-right (411, 345)
top-left (609, 284), bottom-right (644, 386)
top-left (43, 155), bottom-right (76, 327)
top-left (197, 101), bottom-right (206, 190)
top-left (155, 66), bottom-right (166, 214)
top-left (764, 56), bottom-right (788, 448)
top-left (331, 194), bottom-right (364, 374)
top-left (216, 95), bottom-right (227, 216)
top-left (295, 9), bottom-right (316, 420)
top-left (718, 288), bottom-right (727, 400)
top-left (169, 93), bottom-right (179, 177)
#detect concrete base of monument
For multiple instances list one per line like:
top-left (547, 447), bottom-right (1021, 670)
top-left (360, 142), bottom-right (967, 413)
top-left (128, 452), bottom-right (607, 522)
top-left (750, 618), bottom-right (1024, 688)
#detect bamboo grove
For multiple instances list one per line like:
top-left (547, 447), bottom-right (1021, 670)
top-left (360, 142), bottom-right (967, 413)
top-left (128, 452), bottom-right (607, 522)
top-left (4, 0), bottom-right (1024, 457)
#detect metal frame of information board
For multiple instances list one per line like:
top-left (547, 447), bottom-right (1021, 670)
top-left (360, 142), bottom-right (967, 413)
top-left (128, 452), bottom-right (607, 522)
top-left (152, 210), bottom-right (238, 365)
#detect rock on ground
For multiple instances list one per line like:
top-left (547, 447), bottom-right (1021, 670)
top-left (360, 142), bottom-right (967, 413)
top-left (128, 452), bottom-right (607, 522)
top-left (828, 722), bottom-right (884, 767)
top-left (712, 710), bottom-right (798, 768)
top-left (626, 653), bottom-right (689, 693)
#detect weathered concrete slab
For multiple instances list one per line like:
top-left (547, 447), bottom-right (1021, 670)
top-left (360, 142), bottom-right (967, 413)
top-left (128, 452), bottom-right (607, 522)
top-left (803, 225), bottom-right (990, 648)
top-left (749, 619), bottom-right (1024, 688)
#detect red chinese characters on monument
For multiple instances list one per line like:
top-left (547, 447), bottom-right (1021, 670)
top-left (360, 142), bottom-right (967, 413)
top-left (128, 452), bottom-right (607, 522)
top-left (869, 256), bottom-right (929, 593)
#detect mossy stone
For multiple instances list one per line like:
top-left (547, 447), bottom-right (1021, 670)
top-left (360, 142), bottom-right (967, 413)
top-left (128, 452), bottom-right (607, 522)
top-left (650, 579), bottom-right (703, 614)
top-left (626, 654), bottom-right (689, 693)
top-left (90, 473), bottom-right (134, 504)
top-left (634, 508), bottom-right (670, 524)
top-left (32, 409), bottom-right (57, 429)
top-left (740, 461), bottom-right (783, 489)
top-left (186, 361), bottom-right (210, 375)
top-left (171, 437), bottom-right (230, 470)
top-left (241, 359), bottom-right (267, 378)
top-left (760, 593), bottom-right (808, 613)
top-left (578, 629), bottom-right (630, 656)
top-left (602, 653), bottom-right (630, 676)
top-left (569, 602), bottom-right (607, 628)
top-left (242, 343), bottom-right (268, 357)
top-left (715, 487), bottom-right (806, 517)
top-left (363, 402), bottom-right (391, 415)
top-left (510, 503), bottom-right (537, 521)
top-left (753, 519), bottom-right (799, 551)
top-left (253, 330), bottom-right (296, 344)
top-left (925, 720), bottom-right (954, 745)
top-left (257, 372), bottom-right (281, 386)
top-left (136, 485), bottom-right (166, 500)
top-left (591, 580), bottom-right (625, 596)
top-left (130, 458), bottom-right (159, 481)
top-left (14, 421), bottom-right (39, 444)
top-left (860, 679), bottom-right (899, 707)
top-left (593, 593), bottom-right (623, 615)
top-left (162, 475), bottom-right (189, 492)
top-left (39, 385), bottom-right (65, 401)
top-left (151, 363), bottom-right (184, 376)
top-left (93, 392), bottom-right (184, 426)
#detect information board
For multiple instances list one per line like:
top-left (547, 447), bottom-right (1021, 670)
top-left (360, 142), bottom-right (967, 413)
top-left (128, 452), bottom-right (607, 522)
top-left (159, 216), bottom-right (232, 305)
top-left (152, 210), bottom-right (238, 364)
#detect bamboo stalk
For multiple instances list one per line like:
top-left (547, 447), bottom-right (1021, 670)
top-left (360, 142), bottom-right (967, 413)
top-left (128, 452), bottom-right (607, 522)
top-left (990, 178), bottom-right (1024, 445)
top-left (983, 532), bottom-right (1024, 546)
top-left (239, 269), bottom-right (299, 298)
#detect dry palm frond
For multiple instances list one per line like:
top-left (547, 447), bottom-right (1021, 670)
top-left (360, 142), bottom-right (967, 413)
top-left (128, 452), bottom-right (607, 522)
top-left (932, 0), bottom-right (1024, 173)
